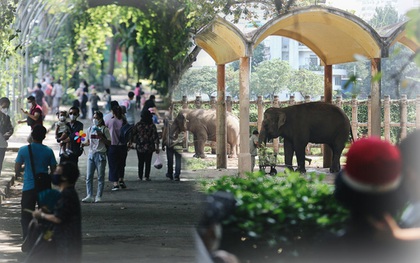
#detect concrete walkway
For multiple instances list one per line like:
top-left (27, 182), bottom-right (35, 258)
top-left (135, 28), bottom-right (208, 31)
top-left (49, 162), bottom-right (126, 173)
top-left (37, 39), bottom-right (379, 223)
top-left (0, 87), bottom-right (240, 263)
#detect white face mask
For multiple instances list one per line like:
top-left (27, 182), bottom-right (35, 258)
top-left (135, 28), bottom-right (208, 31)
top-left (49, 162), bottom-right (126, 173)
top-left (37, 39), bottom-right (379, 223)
top-left (59, 116), bottom-right (66, 122)
top-left (93, 119), bottom-right (99, 126)
top-left (1, 108), bottom-right (8, 115)
top-left (69, 114), bottom-right (77, 121)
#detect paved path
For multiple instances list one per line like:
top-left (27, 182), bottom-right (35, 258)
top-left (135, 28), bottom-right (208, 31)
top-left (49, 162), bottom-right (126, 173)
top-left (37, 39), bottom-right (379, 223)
top-left (0, 87), bottom-right (239, 263)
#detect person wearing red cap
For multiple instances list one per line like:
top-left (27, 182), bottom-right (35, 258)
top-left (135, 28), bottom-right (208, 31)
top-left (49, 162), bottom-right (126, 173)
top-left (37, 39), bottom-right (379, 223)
top-left (313, 137), bottom-right (412, 262)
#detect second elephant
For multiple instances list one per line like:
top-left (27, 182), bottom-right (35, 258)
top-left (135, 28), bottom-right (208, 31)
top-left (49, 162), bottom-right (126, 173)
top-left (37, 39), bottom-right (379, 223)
top-left (171, 109), bottom-right (240, 158)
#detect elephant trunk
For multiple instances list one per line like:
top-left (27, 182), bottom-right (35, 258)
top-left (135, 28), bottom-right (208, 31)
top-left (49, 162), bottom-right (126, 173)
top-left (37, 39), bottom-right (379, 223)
top-left (259, 126), bottom-right (268, 145)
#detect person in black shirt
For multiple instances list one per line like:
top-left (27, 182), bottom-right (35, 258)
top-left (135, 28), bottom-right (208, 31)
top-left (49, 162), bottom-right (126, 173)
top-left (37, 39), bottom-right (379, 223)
top-left (32, 161), bottom-right (82, 263)
top-left (60, 106), bottom-right (84, 165)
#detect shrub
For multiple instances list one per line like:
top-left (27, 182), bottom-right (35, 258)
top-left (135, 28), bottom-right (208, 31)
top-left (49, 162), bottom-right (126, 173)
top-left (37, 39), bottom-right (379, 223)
top-left (201, 171), bottom-right (349, 244)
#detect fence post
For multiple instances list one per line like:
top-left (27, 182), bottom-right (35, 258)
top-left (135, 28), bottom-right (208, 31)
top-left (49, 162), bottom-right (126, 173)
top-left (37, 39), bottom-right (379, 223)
top-left (272, 96), bottom-right (280, 154)
top-left (401, 95), bottom-right (408, 140)
top-left (257, 96), bottom-right (263, 132)
top-left (384, 95), bottom-right (391, 141)
top-left (351, 96), bottom-right (359, 139)
top-left (226, 96), bottom-right (232, 112)
top-left (304, 95), bottom-right (311, 103)
top-left (417, 95), bottom-right (420, 129)
top-left (210, 96), bottom-right (216, 109)
top-left (195, 96), bottom-right (202, 109)
top-left (289, 95), bottom-right (295, 105)
top-left (182, 96), bottom-right (188, 109)
top-left (367, 95), bottom-right (372, 137)
top-left (335, 96), bottom-right (342, 108)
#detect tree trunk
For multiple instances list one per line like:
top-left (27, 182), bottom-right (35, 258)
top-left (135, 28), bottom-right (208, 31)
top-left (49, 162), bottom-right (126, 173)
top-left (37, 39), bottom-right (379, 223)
top-left (125, 48), bottom-right (130, 84)
top-left (107, 34), bottom-right (118, 76)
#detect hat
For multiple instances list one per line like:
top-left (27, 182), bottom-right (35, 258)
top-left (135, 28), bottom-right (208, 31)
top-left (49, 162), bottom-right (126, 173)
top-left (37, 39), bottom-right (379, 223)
top-left (342, 137), bottom-right (402, 193)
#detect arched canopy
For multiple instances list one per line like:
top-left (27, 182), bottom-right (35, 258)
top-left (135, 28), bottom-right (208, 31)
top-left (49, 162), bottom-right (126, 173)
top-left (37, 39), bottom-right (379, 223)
top-left (195, 17), bottom-right (251, 65)
top-left (252, 6), bottom-right (384, 65)
top-left (194, 6), bottom-right (419, 65)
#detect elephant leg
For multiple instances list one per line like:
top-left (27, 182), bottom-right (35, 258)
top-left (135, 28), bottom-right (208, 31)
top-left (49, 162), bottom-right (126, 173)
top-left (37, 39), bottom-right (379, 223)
top-left (283, 139), bottom-right (294, 171)
top-left (330, 143), bottom-right (345, 173)
top-left (294, 143), bottom-right (307, 173)
top-left (228, 144), bottom-right (238, 158)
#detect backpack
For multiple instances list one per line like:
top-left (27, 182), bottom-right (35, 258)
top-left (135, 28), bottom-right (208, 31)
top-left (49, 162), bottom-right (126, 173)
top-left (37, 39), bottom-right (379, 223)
top-left (119, 120), bottom-right (133, 145)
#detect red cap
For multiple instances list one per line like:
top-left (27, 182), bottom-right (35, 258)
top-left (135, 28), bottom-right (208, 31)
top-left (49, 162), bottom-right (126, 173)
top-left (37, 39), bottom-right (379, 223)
top-left (343, 137), bottom-right (402, 193)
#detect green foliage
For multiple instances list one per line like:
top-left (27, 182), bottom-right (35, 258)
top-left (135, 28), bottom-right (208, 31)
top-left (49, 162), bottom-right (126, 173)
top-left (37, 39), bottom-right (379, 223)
top-left (174, 67), bottom-right (217, 100)
top-left (185, 157), bottom-right (216, 170)
top-left (0, 0), bottom-right (18, 61)
top-left (289, 68), bottom-right (324, 98)
top-left (202, 171), bottom-right (349, 242)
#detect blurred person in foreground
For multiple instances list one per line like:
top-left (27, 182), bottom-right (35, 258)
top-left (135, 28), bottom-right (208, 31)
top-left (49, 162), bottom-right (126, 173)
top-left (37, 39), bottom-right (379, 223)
top-left (31, 161), bottom-right (82, 263)
top-left (0, 97), bottom-right (13, 176)
top-left (196, 191), bottom-right (239, 263)
top-left (313, 137), bottom-right (413, 263)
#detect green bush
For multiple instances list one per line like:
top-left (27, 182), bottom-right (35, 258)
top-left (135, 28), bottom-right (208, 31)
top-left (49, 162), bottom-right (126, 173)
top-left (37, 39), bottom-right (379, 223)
top-left (202, 171), bottom-right (349, 242)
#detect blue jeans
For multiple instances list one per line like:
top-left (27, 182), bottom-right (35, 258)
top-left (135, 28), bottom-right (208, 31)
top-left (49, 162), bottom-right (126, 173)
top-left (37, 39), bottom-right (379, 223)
top-left (166, 147), bottom-right (182, 178)
top-left (86, 152), bottom-right (107, 198)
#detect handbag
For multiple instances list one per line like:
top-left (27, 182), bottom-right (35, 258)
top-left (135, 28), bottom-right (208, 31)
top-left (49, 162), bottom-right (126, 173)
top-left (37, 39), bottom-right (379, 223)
top-left (28, 144), bottom-right (52, 193)
top-left (154, 154), bottom-right (163, 169)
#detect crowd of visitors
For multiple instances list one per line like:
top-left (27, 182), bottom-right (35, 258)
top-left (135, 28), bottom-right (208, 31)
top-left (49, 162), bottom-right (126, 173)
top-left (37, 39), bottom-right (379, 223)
top-left (3, 78), bottom-right (420, 263)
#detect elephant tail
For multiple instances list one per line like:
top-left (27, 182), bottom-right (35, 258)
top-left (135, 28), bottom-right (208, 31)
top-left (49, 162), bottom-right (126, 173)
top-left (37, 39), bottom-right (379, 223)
top-left (349, 128), bottom-right (355, 143)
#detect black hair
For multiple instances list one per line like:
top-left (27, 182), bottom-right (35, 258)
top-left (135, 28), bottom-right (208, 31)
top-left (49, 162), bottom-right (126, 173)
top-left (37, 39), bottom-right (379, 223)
top-left (59, 161), bottom-right (80, 185)
top-left (27, 95), bottom-right (35, 101)
top-left (128, 91), bottom-right (135, 98)
top-left (111, 104), bottom-right (123, 120)
top-left (149, 95), bottom-right (155, 100)
top-left (36, 83), bottom-right (42, 89)
top-left (110, 100), bottom-right (119, 109)
top-left (105, 88), bottom-right (110, 94)
top-left (69, 106), bottom-right (80, 115)
top-left (140, 109), bottom-right (153, 124)
top-left (31, 125), bottom-right (47, 141)
top-left (253, 130), bottom-right (259, 135)
top-left (0, 97), bottom-right (10, 107)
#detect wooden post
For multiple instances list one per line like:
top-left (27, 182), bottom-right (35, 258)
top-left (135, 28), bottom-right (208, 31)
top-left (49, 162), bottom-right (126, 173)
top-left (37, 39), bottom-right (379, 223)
top-left (238, 57), bottom-right (251, 175)
top-left (384, 95), bottom-right (391, 141)
top-left (182, 95), bottom-right (188, 109)
top-left (216, 64), bottom-right (227, 169)
top-left (323, 65), bottom-right (333, 168)
top-left (401, 94), bottom-right (408, 140)
top-left (417, 95), bottom-right (420, 129)
top-left (335, 95), bottom-right (342, 108)
top-left (304, 95), bottom-right (311, 103)
top-left (210, 96), bottom-right (216, 109)
top-left (289, 95), bottom-right (295, 105)
top-left (226, 96), bottom-right (232, 112)
top-left (272, 96), bottom-right (280, 155)
top-left (351, 96), bottom-right (359, 139)
top-left (370, 58), bottom-right (382, 137)
top-left (257, 96), bottom-right (263, 132)
top-left (195, 96), bottom-right (202, 109)
top-left (367, 95), bottom-right (372, 136)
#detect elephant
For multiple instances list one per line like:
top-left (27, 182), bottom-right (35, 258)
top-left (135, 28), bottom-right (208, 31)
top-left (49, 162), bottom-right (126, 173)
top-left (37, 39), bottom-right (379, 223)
top-left (259, 102), bottom-right (353, 173)
top-left (171, 109), bottom-right (240, 158)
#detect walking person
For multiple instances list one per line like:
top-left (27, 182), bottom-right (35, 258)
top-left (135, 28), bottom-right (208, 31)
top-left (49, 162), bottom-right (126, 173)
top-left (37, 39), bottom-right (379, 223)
top-left (89, 89), bottom-right (100, 118)
top-left (123, 91), bottom-right (136, 125)
top-left (82, 111), bottom-right (111, 203)
top-left (31, 161), bottom-right (82, 263)
top-left (60, 107), bottom-right (84, 165)
top-left (129, 109), bottom-right (160, 181)
top-left (134, 82), bottom-right (143, 110)
top-left (0, 97), bottom-right (14, 176)
top-left (14, 125), bottom-right (57, 239)
top-left (18, 96), bottom-right (43, 143)
top-left (162, 118), bottom-right (184, 181)
top-left (105, 104), bottom-right (128, 190)
top-left (51, 78), bottom-right (63, 113)
top-left (102, 88), bottom-right (111, 113)
top-left (249, 130), bottom-right (259, 172)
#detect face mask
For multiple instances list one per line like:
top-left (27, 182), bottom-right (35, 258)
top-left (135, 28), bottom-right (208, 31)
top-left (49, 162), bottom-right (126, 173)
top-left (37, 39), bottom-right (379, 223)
top-left (28, 103), bottom-right (33, 108)
top-left (1, 108), bottom-right (8, 115)
top-left (93, 119), bottom-right (99, 126)
top-left (69, 114), bottom-right (77, 121)
top-left (52, 173), bottom-right (62, 186)
top-left (59, 116), bottom-right (66, 122)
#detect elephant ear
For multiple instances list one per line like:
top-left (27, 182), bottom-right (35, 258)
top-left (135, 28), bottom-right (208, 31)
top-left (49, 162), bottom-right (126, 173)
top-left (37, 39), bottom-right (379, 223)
top-left (278, 112), bottom-right (286, 130)
top-left (182, 113), bottom-right (189, 130)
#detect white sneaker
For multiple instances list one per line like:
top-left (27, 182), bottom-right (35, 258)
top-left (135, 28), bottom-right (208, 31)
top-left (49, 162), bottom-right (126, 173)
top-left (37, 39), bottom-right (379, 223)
top-left (82, 196), bottom-right (94, 203)
top-left (95, 196), bottom-right (102, 203)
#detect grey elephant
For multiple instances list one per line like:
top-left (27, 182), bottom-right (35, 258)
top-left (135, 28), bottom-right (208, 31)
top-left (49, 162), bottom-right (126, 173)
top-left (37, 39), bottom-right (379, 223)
top-left (171, 109), bottom-right (240, 158)
top-left (259, 102), bottom-right (352, 173)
